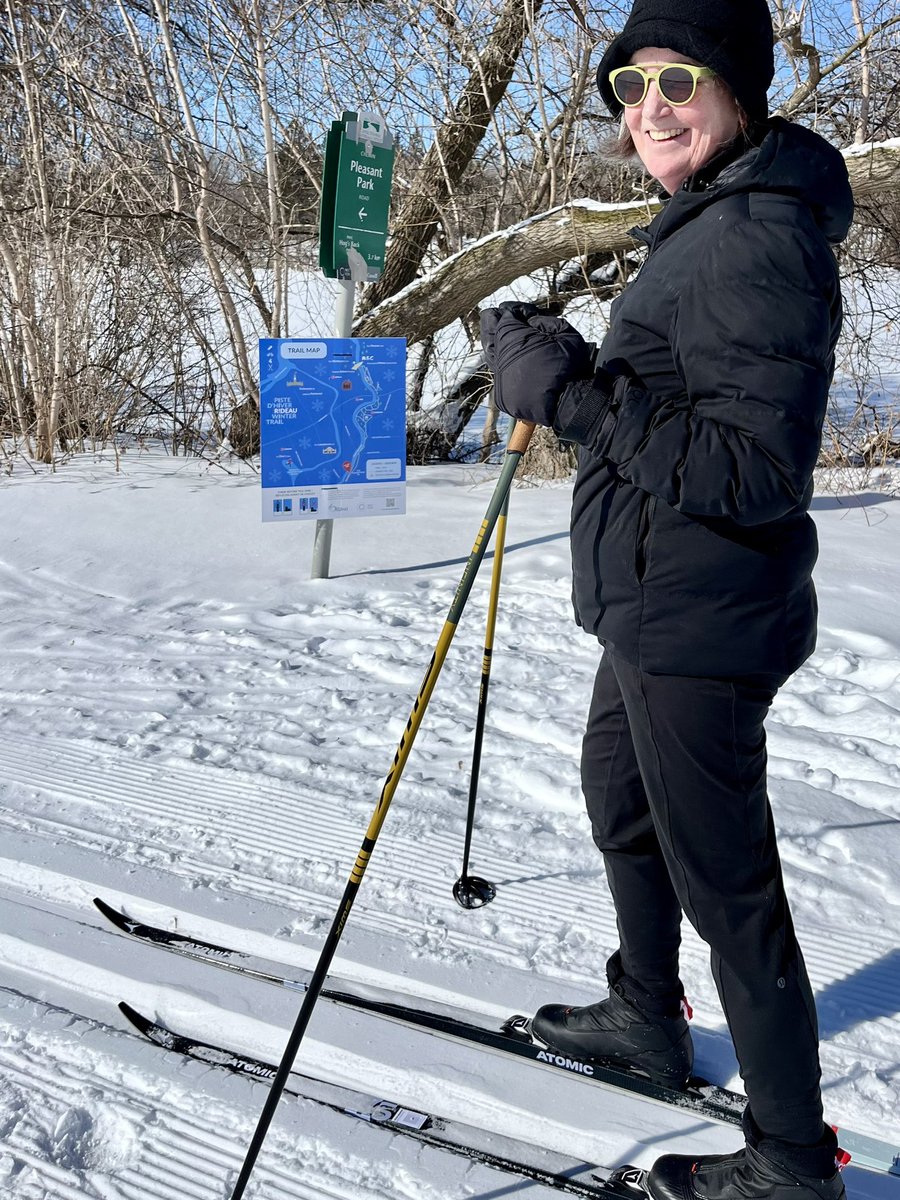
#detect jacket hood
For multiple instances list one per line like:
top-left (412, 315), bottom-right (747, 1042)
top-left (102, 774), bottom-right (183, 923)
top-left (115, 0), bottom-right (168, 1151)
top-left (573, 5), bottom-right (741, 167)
top-left (657, 118), bottom-right (854, 246)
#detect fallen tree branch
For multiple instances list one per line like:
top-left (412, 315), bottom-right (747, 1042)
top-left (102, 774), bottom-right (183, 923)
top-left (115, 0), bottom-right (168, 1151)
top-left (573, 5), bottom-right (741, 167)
top-left (353, 197), bottom-right (655, 342)
top-left (354, 138), bottom-right (900, 345)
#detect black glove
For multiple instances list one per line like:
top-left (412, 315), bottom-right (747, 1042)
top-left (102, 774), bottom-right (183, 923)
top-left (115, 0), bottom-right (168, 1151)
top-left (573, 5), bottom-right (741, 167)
top-left (480, 302), bottom-right (594, 427)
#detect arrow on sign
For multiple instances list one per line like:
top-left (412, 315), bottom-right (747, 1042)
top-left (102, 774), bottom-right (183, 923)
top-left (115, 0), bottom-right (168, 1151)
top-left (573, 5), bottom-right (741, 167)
top-left (358, 207), bottom-right (368, 221)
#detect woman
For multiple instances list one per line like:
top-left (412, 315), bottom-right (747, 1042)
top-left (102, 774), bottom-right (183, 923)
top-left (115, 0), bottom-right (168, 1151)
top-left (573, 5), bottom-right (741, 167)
top-left (480, 2), bottom-right (853, 1199)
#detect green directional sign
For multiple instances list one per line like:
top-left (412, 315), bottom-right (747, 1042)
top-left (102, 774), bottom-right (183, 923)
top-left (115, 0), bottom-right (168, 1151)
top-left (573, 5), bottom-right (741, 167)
top-left (319, 110), bottom-right (394, 282)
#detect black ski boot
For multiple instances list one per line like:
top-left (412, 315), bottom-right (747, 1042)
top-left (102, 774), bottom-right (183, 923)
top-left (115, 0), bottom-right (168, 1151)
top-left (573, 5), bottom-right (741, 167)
top-left (531, 959), bottom-right (693, 1088)
top-left (647, 1112), bottom-right (846, 1200)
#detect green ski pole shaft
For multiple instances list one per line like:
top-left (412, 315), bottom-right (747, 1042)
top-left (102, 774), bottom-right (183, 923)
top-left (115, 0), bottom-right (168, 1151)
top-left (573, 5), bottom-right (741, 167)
top-left (228, 419), bottom-right (534, 1200)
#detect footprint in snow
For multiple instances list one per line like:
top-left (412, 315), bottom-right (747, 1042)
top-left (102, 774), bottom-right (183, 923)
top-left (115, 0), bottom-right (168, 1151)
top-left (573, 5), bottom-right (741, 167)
top-left (49, 1104), bottom-right (142, 1175)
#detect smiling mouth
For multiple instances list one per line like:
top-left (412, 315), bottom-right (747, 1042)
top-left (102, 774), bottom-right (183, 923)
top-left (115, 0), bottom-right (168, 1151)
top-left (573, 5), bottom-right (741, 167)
top-left (647, 129), bottom-right (686, 142)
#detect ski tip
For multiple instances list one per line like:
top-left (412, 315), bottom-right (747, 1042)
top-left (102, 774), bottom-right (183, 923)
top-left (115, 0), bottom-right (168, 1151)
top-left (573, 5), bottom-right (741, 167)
top-left (94, 896), bottom-right (130, 930)
top-left (118, 1000), bottom-right (150, 1035)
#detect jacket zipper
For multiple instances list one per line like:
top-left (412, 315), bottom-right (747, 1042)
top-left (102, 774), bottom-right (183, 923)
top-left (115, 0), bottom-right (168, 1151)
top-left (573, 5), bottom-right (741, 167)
top-left (635, 493), bottom-right (656, 582)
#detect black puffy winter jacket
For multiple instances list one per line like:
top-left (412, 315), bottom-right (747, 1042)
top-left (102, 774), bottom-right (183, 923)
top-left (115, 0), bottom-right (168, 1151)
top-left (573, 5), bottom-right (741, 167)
top-left (555, 118), bottom-right (853, 681)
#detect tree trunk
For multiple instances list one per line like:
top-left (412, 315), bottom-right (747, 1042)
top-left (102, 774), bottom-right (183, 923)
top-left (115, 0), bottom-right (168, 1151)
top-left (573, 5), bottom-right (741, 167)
top-left (480, 393), bottom-right (500, 463)
top-left (150, 0), bottom-right (257, 406)
top-left (358, 0), bottom-right (544, 315)
top-left (850, 0), bottom-right (871, 145)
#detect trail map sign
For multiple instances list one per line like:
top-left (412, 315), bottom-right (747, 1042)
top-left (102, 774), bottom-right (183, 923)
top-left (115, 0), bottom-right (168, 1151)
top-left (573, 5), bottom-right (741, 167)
top-left (319, 111), bottom-right (394, 281)
top-left (260, 337), bottom-right (406, 523)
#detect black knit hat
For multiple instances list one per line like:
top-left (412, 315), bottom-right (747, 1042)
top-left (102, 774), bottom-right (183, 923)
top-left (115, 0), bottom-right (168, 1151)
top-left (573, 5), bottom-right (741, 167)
top-left (596, 0), bottom-right (775, 123)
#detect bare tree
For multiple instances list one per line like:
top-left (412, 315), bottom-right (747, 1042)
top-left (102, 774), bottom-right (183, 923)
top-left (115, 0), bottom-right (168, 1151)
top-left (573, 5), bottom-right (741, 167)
top-left (358, 0), bottom-right (546, 314)
top-left (3, 3), bottom-right (68, 461)
top-left (850, 0), bottom-right (872, 142)
top-left (0, 0), bottom-right (898, 471)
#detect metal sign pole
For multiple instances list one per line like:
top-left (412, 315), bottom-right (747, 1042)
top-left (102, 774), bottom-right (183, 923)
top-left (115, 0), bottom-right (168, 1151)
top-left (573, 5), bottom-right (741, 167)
top-left (310, 274), bottom-right (360, 580)
top-left (310, 510), bottom-right (334, 580)
top-left (308, 108), bottom-right (395, 581)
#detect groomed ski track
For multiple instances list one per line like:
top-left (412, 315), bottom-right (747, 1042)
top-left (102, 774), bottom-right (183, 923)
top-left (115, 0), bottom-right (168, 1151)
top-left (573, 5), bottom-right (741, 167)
top-left (2, 988), bottom-right (587, 1200)
top-left (1, 457), bottom-right (899, 1197)
top-left (1, 734), bottom-right (898, 1040)
top-left (90, 897), bottom-right (900, 1173)
top-left (0, 735), bottom-right (898, 1198)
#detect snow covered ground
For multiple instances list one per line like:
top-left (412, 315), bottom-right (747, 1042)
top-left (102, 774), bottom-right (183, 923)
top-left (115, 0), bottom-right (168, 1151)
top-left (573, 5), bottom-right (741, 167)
top-left (0, 449), bottom-right (898, 1199)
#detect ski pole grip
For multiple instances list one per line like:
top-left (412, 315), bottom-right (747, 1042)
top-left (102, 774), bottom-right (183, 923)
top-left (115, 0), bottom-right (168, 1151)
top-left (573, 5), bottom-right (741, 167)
top-left (507, 420), bottom-right (535, 455)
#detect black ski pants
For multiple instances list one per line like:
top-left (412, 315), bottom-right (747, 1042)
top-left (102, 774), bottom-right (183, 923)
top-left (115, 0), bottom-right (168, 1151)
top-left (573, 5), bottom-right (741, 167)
top-left (582, 649), bottom-right (824, 1145)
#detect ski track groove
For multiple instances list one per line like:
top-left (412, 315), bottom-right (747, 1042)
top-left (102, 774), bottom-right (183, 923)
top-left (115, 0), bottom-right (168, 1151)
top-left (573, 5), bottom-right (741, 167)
top-left (0, 1040), bottom-right (372, 1200)
top-left (0, 773), bottom-right (887, 990)
top-left (0, 735), bottom-right (897, 1032)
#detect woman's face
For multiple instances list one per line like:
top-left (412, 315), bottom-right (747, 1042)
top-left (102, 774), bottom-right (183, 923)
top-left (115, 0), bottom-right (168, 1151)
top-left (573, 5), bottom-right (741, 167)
top-left (623, 47), bottom-right (741, 194)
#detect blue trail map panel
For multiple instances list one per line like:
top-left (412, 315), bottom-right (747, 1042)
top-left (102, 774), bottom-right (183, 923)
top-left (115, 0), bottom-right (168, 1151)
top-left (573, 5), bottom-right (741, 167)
top-left (260, 337), bottom-right (406, 522)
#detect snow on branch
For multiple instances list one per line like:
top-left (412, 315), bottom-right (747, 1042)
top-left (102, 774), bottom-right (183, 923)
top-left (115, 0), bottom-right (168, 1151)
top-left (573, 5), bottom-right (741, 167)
top-left (353, 198), bottom-right (655, 343)
top-left (355, 140), bottom-right (900, 346)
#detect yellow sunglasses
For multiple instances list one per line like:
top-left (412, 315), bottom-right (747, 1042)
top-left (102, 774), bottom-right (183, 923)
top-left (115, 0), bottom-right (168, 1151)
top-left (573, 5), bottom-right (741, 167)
top-left (609, 63), bottom-right (715, 107)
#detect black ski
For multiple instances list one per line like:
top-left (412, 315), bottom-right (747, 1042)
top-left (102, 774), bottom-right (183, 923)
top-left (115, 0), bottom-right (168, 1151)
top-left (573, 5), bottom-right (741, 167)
top-left (119, 1001), bottom-right (650, 1198)
top-left (97, 900), bottom-right (899, 1177)
top-left (94, 898), bottom-right (741, 1120)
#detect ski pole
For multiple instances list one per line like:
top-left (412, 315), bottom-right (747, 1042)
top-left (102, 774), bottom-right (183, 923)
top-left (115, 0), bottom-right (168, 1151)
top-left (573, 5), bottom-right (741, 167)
top-left (452, 480), bottom-right (510, 909)
top-left (228, 418), bottom-right (534, 1200)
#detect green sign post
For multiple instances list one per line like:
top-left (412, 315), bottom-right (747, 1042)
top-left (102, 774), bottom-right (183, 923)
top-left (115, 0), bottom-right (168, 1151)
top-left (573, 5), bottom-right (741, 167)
top-left (312, 110), bottom-right (398, 579)
top-left (319, 110), bottom-right (394, 283)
